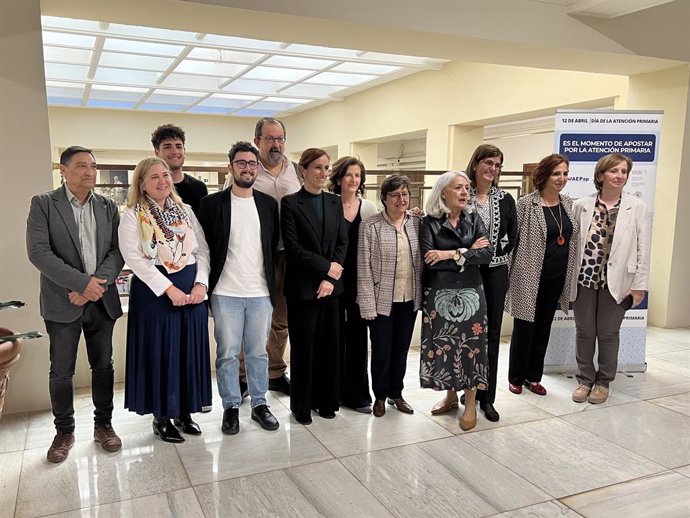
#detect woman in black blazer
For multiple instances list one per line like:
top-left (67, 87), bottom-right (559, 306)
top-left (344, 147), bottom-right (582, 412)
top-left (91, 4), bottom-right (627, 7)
top-left (420, 171), bottom-right (493, 431)
top-left (281, 148), bottom-right (348, 424)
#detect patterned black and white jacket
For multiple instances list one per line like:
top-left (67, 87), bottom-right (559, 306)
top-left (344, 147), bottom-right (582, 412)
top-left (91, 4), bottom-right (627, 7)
top-left (505, 190), bottom-right (579, 322)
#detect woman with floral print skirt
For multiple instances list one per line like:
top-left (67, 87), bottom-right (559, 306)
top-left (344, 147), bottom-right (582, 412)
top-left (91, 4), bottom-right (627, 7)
top-left (419, 171), bottom-right (493, 431)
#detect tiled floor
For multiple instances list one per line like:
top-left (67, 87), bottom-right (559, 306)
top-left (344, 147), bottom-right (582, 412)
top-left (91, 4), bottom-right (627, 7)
top-left (1, 326), bottom-right (689, 518)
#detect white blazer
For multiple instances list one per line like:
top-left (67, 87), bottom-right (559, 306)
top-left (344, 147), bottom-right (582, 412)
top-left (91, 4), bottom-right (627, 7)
top-left (570, 191), bottom-right (650, 303)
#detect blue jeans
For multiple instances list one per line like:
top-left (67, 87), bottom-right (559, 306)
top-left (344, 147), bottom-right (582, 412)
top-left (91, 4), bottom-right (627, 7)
top-left (211, 295), bottom-right (272, 409)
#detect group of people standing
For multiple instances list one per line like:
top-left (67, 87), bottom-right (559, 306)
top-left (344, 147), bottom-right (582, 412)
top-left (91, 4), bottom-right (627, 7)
top-left (26, 115), bottom-right (650, 464)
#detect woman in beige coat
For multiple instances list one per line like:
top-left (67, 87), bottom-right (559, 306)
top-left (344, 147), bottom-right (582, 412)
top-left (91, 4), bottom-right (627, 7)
top-left (570, 153), bottom-right (650, 405)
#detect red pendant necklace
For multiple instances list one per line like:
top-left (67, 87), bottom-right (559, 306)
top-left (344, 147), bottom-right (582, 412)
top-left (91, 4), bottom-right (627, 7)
top-left (545, 203), bottom-right (565, 246)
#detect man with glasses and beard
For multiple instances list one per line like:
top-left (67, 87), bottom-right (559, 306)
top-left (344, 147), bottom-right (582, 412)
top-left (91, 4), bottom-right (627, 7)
top-left (197, 141), bottom-right (280, 434)
top-left (242, 117), bottom-right (301, 397)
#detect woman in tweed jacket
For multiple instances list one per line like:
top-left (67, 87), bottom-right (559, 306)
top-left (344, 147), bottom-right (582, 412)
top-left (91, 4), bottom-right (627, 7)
top-left (505, 154), bottom-right (578, 396)
top-left (357, 174), bottom-right (422, 418)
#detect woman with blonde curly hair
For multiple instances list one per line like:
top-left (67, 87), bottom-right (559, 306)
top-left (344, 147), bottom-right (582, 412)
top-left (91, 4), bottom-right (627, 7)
top-left (119, 157), bottom-right (211, 443)
top-left (419, 171), bottom-right (493, 431)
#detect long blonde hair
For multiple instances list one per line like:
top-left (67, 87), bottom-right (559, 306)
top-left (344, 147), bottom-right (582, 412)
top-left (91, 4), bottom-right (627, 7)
top-left (126, 157), bottom-right (184, 208)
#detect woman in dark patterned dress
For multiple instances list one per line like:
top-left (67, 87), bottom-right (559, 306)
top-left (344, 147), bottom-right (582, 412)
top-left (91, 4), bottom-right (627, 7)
top-left (420, 171), bottom-right (493, 431)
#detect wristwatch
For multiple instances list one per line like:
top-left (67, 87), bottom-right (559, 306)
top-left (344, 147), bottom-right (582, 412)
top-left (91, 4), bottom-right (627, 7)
top-left (453, 249), bottom-right (461, 263)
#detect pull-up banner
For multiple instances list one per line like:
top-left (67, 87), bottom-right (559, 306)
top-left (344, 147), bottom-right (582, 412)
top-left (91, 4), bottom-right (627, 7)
top-left (545, 109), bottom-right (662, 373)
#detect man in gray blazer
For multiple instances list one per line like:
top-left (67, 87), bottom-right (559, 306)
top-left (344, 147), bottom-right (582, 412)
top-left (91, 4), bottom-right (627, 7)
top-left (27, 146), bottom-right (124, 463)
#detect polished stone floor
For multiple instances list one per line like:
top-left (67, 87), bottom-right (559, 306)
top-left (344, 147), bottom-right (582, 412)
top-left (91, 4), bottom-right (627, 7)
top-left (1, 326), bottom-right (689, 518)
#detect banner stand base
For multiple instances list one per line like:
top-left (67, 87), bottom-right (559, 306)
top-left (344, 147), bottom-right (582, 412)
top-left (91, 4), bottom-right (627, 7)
top-left (543, 363), bottom-right (648, 375)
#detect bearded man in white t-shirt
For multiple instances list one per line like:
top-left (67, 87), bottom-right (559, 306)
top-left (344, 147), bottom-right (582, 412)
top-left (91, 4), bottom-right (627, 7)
top-left (197, 141), bottom-right (280, 435)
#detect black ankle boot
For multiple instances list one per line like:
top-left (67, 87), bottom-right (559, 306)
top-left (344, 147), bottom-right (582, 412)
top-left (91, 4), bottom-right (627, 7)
top-left (152, 417), bottom-right (185, 443)
top-left (174, 414), bottom-right (202, 435)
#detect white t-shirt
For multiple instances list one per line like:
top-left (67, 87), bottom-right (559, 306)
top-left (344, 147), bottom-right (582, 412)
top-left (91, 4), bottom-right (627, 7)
top-left (212, 192), bottom-right (269, 297)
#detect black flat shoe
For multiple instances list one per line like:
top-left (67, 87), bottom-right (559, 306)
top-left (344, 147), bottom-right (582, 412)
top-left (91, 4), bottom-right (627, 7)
top-left (251, 404), bottom-right (280, 430)
top-left (480, 402), bottom-right (500, 422)
top-left (221, 408), bottom-right (240, 435)
top-left (152, 417), bottom-right (185, 443)
top-left (316, 409), bottom-right (336, 419)
top-left (174, 414), bottom-right (202, 435)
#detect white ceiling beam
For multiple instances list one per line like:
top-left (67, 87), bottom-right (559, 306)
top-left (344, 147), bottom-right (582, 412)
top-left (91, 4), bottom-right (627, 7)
top-left (567, 0), bottom-right (676, 19)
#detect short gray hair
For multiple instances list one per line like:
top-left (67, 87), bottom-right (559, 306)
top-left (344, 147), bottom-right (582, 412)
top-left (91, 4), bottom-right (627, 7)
top-left (425, 171), bottom-right (473, 218)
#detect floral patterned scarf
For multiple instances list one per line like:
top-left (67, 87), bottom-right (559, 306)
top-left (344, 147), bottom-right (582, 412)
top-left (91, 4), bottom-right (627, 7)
top-left (136, 196), bottom-right (193, 273)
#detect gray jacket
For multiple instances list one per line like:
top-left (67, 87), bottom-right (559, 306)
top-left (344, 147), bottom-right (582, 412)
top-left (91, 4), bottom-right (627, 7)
top-left (26, 186), bottom-right (124, 323)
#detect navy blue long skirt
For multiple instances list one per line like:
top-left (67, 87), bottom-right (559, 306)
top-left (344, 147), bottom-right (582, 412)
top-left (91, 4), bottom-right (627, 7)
top-left (125, 263), bottom-right (212, 417)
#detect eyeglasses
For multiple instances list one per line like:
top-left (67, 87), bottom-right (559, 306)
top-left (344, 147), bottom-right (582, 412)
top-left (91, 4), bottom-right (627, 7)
top-left (387, 192), bottom-right (410, 200)
top-left (480, 158), bottom-right (503, 171)
top-left (258, 136), bottom-right (286, 144)
top-left (232, 160), bottom-right (259, 170)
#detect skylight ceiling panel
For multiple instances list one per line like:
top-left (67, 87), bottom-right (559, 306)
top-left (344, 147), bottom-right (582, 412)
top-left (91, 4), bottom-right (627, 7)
top-left (284, 43), bottom-right (361, 59)
top-left (187, 48), bottom-right (265, 64)
top-left (223, 79), bottom-right (290, 95)
top-left (89, 86), bottom-right (148, 102)
top-left (241, 66), bottom-right (314, 82)
top-left (279, 83), bottom-right (347, 98)
top-left (93, 67), bottom-right (162, 87)
top-left (107, 23), bottom-right (198, 44)
top-left (262, 55), bottom-right (336, 70)
top-left (201, 34), bottom-right (284, 52)
top-left (331, 62), bottom-right (401, 75)
top-left (198, 93), bottom-right (258, 109)
top-left (99, 52), bottom-right (174, 71)
top-left (46, 84), bottom-right (84, 99)
top-left (162, 73), bottom-right (229, 90)
top-left (44, 63), bottom-right (90, 82)
top-left (187, 106), bottom-right (231, 115)
top-left (42, 16), bottom-right (101, 32)
top-left (232, 108), bottom-right (281, 117)
top-left (174, 60), bottom-right (248, 77)
top-left (248, 100), bottom-right (308, 112)
top-left (103, 38), bottom-right (186, 57)
top-left (43, 46), bottom-right (93, 66)
top-left (147, 89), bottom-right (207, 105)
top-left (42, 31), bottom-right (96, 49)
top-left (87, 99), bottom-right (138, 109)
top-left (263, 97), bottom-right (312, 104)
top-left (305, 72), bottom-right (376, 86)
top-left (47, 97), bottom-right (82, 107)
top-left (138, 103), bottom-right (189, 112)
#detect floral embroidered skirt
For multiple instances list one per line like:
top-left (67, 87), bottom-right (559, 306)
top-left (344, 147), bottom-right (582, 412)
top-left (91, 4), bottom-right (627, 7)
top-left (420, 286), bottom-right (489, 391)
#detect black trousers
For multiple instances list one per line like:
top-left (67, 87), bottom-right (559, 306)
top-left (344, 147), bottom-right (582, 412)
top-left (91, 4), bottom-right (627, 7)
top-left (44, 300), bottom-right (116, 434)
top-left (477, 264), bottom-right (508, 404)
top-left (508, 275), bottom-right (565, 385)
top-left (369, 301), bottom-right (416, 401)
top-left (287, 296), bottom-right (340, 420)
top-left (339, 296), bottom-right (372, 408)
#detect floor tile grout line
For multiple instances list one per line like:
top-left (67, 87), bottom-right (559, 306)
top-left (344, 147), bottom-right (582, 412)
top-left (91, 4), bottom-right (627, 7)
top-left (330, 453), bottom-right (397, 517)
top-left (552, 413), bottom-right (676, 472)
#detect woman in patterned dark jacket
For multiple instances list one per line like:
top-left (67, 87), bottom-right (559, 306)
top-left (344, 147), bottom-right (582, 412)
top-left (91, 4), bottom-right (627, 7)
top-left (505, 153), bottom-right (578, 397)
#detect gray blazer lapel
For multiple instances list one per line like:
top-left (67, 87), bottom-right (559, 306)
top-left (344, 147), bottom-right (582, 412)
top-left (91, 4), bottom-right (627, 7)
top-left (92, 193), bottom-right (109, 263)
top-left (53, 187), bottom-right (84, 264)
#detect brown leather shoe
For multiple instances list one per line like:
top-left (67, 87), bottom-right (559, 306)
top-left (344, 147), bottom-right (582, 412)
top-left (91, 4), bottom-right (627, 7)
top-left (431, 396), bottom-right (458, 415)
top-left (372, 399), bottom-right (386, 417)
top-left (388, 398), bottom-right (414, 414)
top-left (47, 432), bottom-right (75, 463)
top-left (459, 410), bottom-right (477, 431)
top-left (94, 424), bottom-right (122, 453)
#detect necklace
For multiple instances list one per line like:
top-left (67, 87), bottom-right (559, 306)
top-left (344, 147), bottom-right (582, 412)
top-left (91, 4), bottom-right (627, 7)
top-left (545, 203), bottom-right (565, 246)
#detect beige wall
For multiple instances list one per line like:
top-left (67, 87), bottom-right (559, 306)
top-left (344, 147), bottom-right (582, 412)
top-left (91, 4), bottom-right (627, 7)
top-left (626, 65), bottom-right (690, 327)
top-left (1, 0), bottom-right (55, 414)
top-left (48, 107), bottom-right (256, 165)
